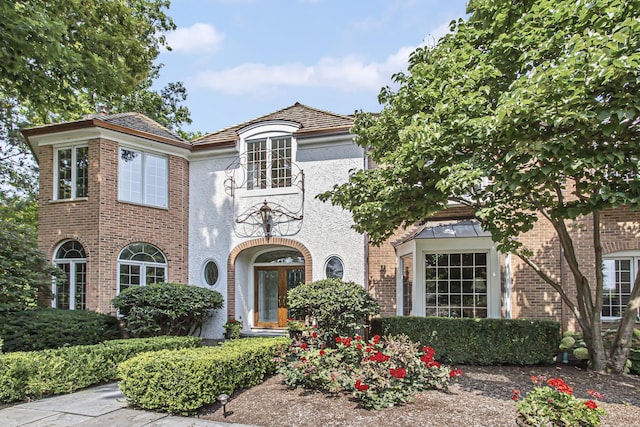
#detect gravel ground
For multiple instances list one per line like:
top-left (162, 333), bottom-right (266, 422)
top-left (198, 364), bottom-right (640, 427)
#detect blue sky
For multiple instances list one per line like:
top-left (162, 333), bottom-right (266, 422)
top-left (156, 0), bottom-right (469, 134)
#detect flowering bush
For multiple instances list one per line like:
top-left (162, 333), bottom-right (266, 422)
top-left (223, 318), bottom-right (242, 339)
top-left (513, 375), bottom-right (607, 426)
top-left (278, 333), bottom-right (461, 410)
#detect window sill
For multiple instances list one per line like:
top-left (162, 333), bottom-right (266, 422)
top-left (238, 187), bottom-right (299, 198)
top-left (49, 197), bottom-right (88, 204)
top-left (117, 199), bottom-right (169, 211)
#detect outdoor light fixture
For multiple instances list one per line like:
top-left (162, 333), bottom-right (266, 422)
top-left (259, 200), bottom-right (273, 239)
top-left (235, 199), bottom-right (303, 240)
top-left (217, 393), bottom-right (230, 417)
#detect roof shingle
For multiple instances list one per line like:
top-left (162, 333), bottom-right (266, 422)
top-left (192, 102), bottom-right (354, 148)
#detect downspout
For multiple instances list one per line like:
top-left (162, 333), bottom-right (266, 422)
top-left (504, 253), bottom-right (512, 319)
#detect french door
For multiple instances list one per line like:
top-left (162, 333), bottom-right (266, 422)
top-left (254, 266), bottom-right (304, 327)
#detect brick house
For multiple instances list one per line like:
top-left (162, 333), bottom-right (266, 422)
top-left (23, 103), bottom-right (640, 338)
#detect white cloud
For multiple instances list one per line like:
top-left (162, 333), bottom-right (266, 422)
top-left (165, 23), bottom-right (225, 54)
top-left (189, 45), bottom-right (418, 95)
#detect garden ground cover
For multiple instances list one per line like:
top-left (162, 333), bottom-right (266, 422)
top-left (197, 363), bottom-right (640, 427)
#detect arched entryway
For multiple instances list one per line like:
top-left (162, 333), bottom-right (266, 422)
top-left (227, 238), bottom-right (312, 329)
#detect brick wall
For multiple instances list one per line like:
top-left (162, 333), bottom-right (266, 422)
top-left (38, 137), bottom-right (189, 314)
top-left (367, 203), bottom-right (640, 329)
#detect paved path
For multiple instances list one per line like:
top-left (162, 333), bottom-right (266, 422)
top-left (0, 383), bottom-right (256, 427)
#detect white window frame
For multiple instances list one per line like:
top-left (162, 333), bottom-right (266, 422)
top-left (245, 135), bottom-right (292, 191)
top-left (602, 251), bottom-right (640, 320)
top-left (396, 237), bottom-right (501, 318)
top-left (236, 122), bottom-right (300, 198)
top-left (54, 145), bottom-right (88, 200)
top-left (52, 240), bottom-right (87, 310)
top-left (118, 147), bottom-right (168, 208)
top-left (116, 244), bottom-right (168, 295)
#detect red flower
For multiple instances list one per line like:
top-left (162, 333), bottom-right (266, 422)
top-left (369, 351), bottom-right (390, 363)
top-left (336, 337), bottom-right (342, 344)
top-left (390, 367), bottom-right (407, 379)
top-left (341, 337), bottom-right (352, 347)
top-left (420, 353), bottom-right (434, 364)
top-left (319, 350), bottom-right (325, 356)
top-left (354, 380), bottom-right (369, 391)
top-left (356, 343), bottom-right (363, 350)
top-left (426, 361), bottom-right (441, 369)
top-left (422, 346), bottom-right (436, 356)
top-left (355, 335), bottom-right (362, 341)
top-left (373, 335), bottom-right (381, 344)
top-left (300, 357), bottom-right (307, 363)
top-left (584, 400), bottom-right (598, 409)
top-left (449, 369), bottom-right (463, 378)
top-left (300, 343), bottom-right (308, 350)
top-left (511, 390), bottom-right (520, 401)
top-left (311, 332), bottom-right (318, 338)
top-left (547, 378), bottom-right (573, 395)
top-left (365, 347), bottom-right (373, 353)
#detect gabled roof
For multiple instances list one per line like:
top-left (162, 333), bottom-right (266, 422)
top-left (192, 102), bottom-right (354, 150)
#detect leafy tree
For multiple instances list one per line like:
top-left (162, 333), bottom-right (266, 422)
top-left (320, 0), bottom-right (640, 373)
top-left (0, 195), bottom-right (61, 312)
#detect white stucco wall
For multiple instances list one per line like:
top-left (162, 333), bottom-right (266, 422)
top-left (188, 132), bottom-right (366, 339)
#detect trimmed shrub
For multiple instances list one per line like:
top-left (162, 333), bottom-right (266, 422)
top-left (371, 316), bottom-right (560, 365)
top-left (287, 279), bottom-right (379, 345)
top-left (118, 337), bottom-right (289, 414)
top-left (111, 282), bottom-right (223, 337)
top-left (0, 309), bottom-right (121, 352)
top-left (0, 336), bottom-right (201, 403)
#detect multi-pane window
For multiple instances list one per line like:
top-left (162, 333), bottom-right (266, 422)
top-left (118, 243), bottom-right (167, 293)
top-left (56, 146), bottom-right (88, 199)
top-left (401, 254), bottom-right (413, 316)
top-left (53, 240), bottom-right (86, 310)
top-left (246, 136), bottom-right (291, 190)
top-left (425, 252), bottom-right (488, 318)
top-left (602, 257), bottom-right (639, 318)
top-left (118, 148), bottom-right (168, 208)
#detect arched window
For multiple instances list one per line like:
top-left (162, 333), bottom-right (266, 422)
top-left (53, 240), bottom-right (87, 310)
top-left (324, 255), bottom-right (344, 279)
top-left (118, 243), bottom-right (167, 293)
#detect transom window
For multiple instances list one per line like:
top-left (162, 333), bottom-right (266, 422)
top-left (602, 255), bottom-right (639, 319)
top-left (118, 148), bottom-right (168, 208)
top-left (118, 243), bottom-right (167, 293)
top-left (53, 240), bottom-right (86, 310)
top-left (425, 252), bottom-right (488, 318)
top-left (55, 146), bottom-right (88, 199)
top-left (246, 136), bottom-right (292, 190)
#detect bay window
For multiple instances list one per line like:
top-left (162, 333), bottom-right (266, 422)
top-left (118, 148), bottom-right (168, 208)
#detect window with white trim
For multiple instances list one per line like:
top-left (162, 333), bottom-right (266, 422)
top-left (246, 136), bottom-right (292, 190)
top-left (118, 148), bottom-right (168, 208)
top-left (602, 255), bottom-right (639, 319)
top-left (52, 240), bottom-right (86, 310)
top-left (118, 243), bottom-right (167, 294)
top-left (55, 146), bottom-right (88, 199)
top-left (425, 252), bottom-right (488, 318)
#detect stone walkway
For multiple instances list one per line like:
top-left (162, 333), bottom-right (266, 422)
top-left (1, 382), bottom-right (256, 427)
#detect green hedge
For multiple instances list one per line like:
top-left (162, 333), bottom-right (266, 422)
top-left (0, 336), bottom-right (202, 403)
top-left (118, 337), bottom-right (290, 414)
top-left (371, 316), bottom-right (560, 365)
top-left (0, 309), bottom-right (122, 352)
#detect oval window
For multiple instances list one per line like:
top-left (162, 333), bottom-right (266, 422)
top-left (203, 260), bottom-right (219, 286)
top-left (325, 256), bottom-right (344, 279)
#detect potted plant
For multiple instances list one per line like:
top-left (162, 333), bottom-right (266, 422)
top-left (286, 318), bottom-right (305, 338)
top-left (223, 318), bottom-right (242, 339)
